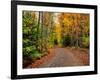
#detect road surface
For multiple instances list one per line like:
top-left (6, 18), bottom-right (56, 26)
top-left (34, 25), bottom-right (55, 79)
top-left (38, 48), bottom-right (84, 68)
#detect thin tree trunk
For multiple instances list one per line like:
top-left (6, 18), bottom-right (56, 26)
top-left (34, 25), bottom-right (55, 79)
top-left (36, 11), bottom-right (40, 50)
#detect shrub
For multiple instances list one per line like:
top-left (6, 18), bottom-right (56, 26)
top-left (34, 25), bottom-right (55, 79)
top-left (82, 36), bottom-right (89, 48)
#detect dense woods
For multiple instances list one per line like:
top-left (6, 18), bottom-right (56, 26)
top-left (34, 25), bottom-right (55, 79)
top-left (23, 11), bottom-right (89, 68)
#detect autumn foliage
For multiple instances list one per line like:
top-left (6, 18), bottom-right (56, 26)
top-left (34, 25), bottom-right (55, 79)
top-left (22, 11), bottom-right (89, 68)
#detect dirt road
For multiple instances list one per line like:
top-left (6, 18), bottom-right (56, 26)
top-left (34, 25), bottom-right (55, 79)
top-left (38, 48), bottom-right (86, 68)
top-left (28, 47), bottom-right (89, 68)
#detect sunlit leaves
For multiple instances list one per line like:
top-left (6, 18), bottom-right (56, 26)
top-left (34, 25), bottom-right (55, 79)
top-left (58, 13), bottom-right (89, 47)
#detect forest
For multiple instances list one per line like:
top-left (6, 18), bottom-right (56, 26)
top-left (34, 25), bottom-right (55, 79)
top-left (23, 11), bottom-right (89, 68)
